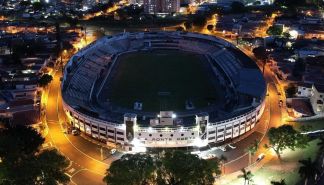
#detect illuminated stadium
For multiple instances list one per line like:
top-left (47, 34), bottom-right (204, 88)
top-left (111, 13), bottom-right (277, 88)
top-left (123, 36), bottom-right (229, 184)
top-left (61, 31), bottom-right (266, 151)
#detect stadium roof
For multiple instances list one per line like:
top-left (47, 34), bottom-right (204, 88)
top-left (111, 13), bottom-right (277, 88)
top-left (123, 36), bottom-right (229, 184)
top-left (238, 68), bottom-right (266, 99)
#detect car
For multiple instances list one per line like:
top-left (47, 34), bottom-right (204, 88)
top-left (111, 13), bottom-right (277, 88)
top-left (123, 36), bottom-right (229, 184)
top-left (219, 146), bottom-right (227, 152)
top-left (71, 129), bottom-right (79, 136)
top-left (203, 154), bottom-right (216, 160)
top-left (279, 100), bottom-right (283, 107)
top-left (110, 149), bottom-right (116, 155)
top-left (256, 153), bottom-right (265, 162)
top-left (190, 151), bottom-right (201, 155)
top-left (201, 155), bottom-right (209, 160)
top-left (227, 144), bottom-right (236, 149)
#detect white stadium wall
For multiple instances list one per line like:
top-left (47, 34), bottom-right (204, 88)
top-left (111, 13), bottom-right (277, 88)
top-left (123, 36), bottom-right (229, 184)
top-left (62, 99), bottom-right (265, 148)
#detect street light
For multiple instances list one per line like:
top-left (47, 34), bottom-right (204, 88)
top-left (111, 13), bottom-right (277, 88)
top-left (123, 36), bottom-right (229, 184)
top-left (100, 147), bottom-right (104, 160)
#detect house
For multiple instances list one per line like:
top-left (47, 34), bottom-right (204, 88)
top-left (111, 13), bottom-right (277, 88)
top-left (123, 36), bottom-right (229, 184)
top-left (287, 98), bottom-right (313, 118)
top-left (296, 83), bottom-right (324, 115)
top-left (296, 82), bottom-right (313, 97)
top-left (310, 84), bottom-right (324, 114)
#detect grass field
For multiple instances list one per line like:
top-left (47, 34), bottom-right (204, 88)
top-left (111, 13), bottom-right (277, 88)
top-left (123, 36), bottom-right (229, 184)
top-left (102, 50), bottom-right (222, 112)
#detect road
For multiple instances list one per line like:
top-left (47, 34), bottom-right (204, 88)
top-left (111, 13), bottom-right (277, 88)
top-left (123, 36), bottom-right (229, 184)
top-left (44, 70), bottom-right (117, 185)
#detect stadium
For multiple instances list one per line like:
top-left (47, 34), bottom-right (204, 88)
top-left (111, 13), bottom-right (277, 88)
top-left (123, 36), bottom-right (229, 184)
top-left (61, 31), bottom-right (266, 151)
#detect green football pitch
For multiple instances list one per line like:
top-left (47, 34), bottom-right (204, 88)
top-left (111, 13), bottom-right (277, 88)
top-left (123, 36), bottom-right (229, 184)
top-left (101, 50), bottom-right (222, 112)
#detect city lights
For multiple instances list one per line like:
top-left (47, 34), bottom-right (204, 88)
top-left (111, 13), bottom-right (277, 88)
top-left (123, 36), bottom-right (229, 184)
top-left (1, 1), bottom-right (323, 185)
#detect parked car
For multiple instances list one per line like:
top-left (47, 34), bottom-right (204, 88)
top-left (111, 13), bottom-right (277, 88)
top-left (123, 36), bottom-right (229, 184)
top-left (228, 144), bottom-right (236, 149)
top-left (279, 100), bottom-right (283, 107)
top-left (256, 153), bottom-right (265, 162)
top-left (71, 129), bottom-right (79, 136)
top-left (110, 149), bottom-right (116, 155)
top-left (203, 154), bottom-right (216, 160)
top-left (219, 146), bottom-right (227, 152)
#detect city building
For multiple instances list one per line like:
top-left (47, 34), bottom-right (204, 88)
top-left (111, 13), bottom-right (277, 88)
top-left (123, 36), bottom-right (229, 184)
top-left (296, 83), bottom-right (324, 115)
top-left (143, 0), bottom-right (180, 14)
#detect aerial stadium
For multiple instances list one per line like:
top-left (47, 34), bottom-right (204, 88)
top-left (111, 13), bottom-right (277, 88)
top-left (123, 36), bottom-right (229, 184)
top-left (61, 31), bottom-right (266, 151)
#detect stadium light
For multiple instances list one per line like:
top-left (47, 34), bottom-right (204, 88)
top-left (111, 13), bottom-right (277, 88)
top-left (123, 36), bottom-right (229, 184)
top-left (193, 138), bottom-right (207, 148)
top-left (289, 30), bottom-right (298, 39)
top-left (131, 138), bottom-right (141, 147)
top-left (148, 127), bottom-right (153, 132)
top-left (130, 138), bottom-right (147, 153)
top-left (172, 113), bottom-right (177, 118)
top-left (132, 146), bottom-right (147, 153)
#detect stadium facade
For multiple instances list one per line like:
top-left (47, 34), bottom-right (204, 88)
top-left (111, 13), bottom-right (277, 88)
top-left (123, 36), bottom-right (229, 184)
top-left (61, 31), bottom-right (266, 151)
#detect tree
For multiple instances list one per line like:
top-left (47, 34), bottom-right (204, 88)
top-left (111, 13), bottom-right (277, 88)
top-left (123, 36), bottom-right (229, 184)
top-left (55, 22), bottom-right (62, 55)
top-left (292, 59), bottom-right (306, 77)
top-left (11, 41), bottom-right (42, 58)
top-left (0, 125), bottom-right (44, 163)
top-left (158, 150), bottom-right (220, 185)
top-left (0, 125), bottom-right (69, 185)
top-left (65, 17), bottom-right (79, 27)
top-left (285, 84), bottom-right (297, 97)
top-left (207, 25), bottom-right (214, 32)
top-left (20, 0), bottom-right (31, 6)
top-left (253, 1), bottom-right (261, 5)
top-left (32, 1), bottom-right (44, 11)
top-left (192, 14), bottom-right (208, 27)
top-left (103, 151), bottom-right (221, 185)
top-left (34, 150), bottom-right (70, 185)
top-left (317, 136), bottom-right (324, 168)
top-left (184, 21), bottom-right (193, 30)
top-left (252, 46), bottom-right (268, 74)
top-left (238, 168), bottom-right (253, 185)
top-left (103, 153), bottom-right (155, 185)
top-left (282, 32), bottom-right (291, 39)
top-left (218, 154), bottom-right (227, 174)
top-left (298, 158), bottom-right (320, 185)
top-left (231, 1), bottom-right (246, 13)
top-left (266, 124), bottom-right (309, 160)
top-left (176, 26), bottom-right (185, 31)
top-left (38, 74), bottom-right (53, 88)
top-left (274, 0), bottom-right (306, 7)
top-left (267, 26), bottom-right (283, 36)
top-left (318, 136), bottom-right (324, 153)
top-left (93, 29), bottom-right (106, 39)
top-left (252, 46), bottom-right (267, 61)
top-left (62, 41), bottom-right (74, 51)
top-left (271, 179), bottom-right (286, 185)
top-left (247, 140), bottom-right (259, 165)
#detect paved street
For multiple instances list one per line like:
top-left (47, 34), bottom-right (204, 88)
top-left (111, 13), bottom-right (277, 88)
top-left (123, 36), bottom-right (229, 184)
top-left (45, 70), bottom-right (113, 185)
